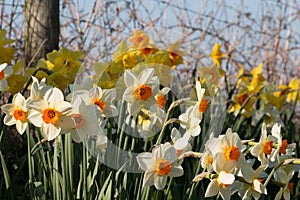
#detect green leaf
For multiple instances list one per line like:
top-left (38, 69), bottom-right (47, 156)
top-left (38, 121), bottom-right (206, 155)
top-left (0, 151), bottom-right (11, 189)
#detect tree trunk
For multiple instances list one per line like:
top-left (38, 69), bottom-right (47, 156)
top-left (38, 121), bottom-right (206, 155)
top-left (25, 0), bottom-right (59, 68)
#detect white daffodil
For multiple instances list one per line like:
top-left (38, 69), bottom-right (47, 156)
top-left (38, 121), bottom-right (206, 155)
top-left (71, 96), bottom-right (101, 143)
top-left (205, 153), bottom-right (236, 200)
top-left (0, 63), bottom-right (13, 92)
top-left (206, 128), bottom-right (243, 171)
top-left (191, 81), bottom-right (207, 120)
top-left (250, 123), bottom-right (277, 167)
top-left (274, 168), bottom-right (294, 200)
top-left (123, 68), bottom-right (159, 115)
top-left (1, 93), bottom-right (29, 134)
top-left (235, 164), bottom-right (267, 200)
top-left (170, 128), bottom-right (191, 156)
top-left (136, 142), bottom-right (184, 190)
top-left (27, 87), bottom-right (74, 141)
top-left (29, 76), bottom-right (52, 101)
top-left (87, 86), bottom-right (118, 118)
top-left (178, 106), bottom-right (201, 137)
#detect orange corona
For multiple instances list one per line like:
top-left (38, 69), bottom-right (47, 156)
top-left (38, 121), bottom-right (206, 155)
top-left (155, 159), bottom-right (171, 176)
top-left (199, 99), bottom-right (208, 113)
top-left (263, 141), bottom-right (273, 155)
top-left (0, 70), bottom-right (4, 80)
top-left (94, 99), bottom-right (105, 112)
top-left (156, 94), bottom-right (167, 108)
top-left (13, 109), bottom-right (27, 122)
top-left (136, 85), bottom-right (152, 101)
top-left (224, 146), bottom-right (240, 161)
top-left (42, 108), bottom-right (60, 124)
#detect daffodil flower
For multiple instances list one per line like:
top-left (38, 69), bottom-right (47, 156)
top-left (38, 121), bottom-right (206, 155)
top-left (1, 93), bottom-right (29, 134)
top-left (250, 123), bottom-right (277, 167)
top-left (27, 87), bottom-right (74, 141)
top-left (191, 81), bottom-right (207, 120)
top-left (205, 153), bottom-right (236, 200)
top-left (235, 164), bottom-right (267, 200)
top-left (0, 63), bottom-right (13, 92)
top-left (87, 86), bottom-right (118, 118)
top-left (71, 97), bottom-right (101, 143)
top-left (178, 106), bottom-right (201, 137)
top-left (274, 168), bottom-right (294, 200)
top-left (123, 68), bottom-right (159, 115)
top-left (206, 128), bottom-right (243, 171)
top-left (170, 128), bottom-right (191, 156)
top-left (136, 142), bottom-right (184, 190)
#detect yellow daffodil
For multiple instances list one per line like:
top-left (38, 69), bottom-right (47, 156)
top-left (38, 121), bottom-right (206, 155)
top-left (129, 30), bottom-right (151, 48)
top-left (211, 43), bottom-right (225, 67)
top-left (167, 40), bottom-right (185, 68)
top-left (0, 30), bottom-right (15, 64)
top-left (286, 78), bottom-right (300, 103)
top-left (248, 63), bottom-right (265, 93)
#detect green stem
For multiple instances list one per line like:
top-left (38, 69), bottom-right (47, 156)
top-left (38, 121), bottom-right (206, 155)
top-left (26, 126), bottom-right (34, 199)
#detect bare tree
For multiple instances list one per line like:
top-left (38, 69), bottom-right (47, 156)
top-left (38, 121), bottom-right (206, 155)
top-left (24, 0), bottom-right (59, 68)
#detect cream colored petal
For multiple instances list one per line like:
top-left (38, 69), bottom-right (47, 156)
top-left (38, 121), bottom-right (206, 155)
top-left (253, 179), bottom-right (267, 194)
top-left (1, 104), bottom-right (14, 115)
top-left (138, 68), bottom-right (154, 84)
top-left (13, 93), bottom-right (26, 107)
top-left (143, 171), bottom-right (155, 187)
top-left (168, 165), bottom-right (183, 177)
top-left (205, 179), bottom-right (219, 197)
top-left (103, 105), bottom-right (118, 118)
top-left (27, 110), bottom-right (43, 127)
top-left (154, 175), bottom-right (167, 190)
top-left (124, 70), bottom-right (138, 87)
top-left (42, 123), bottom-right (60, 141)
top-left (55, 101), bottom-right (73, 115)
top-left (44, 87), bottom-right (64, 105)
top-left (16, 121), bottom-right (27, 135)
top-left (136, 152), bottom-right (155, 171)
top-left (4, 115), bottom-right (16, 126)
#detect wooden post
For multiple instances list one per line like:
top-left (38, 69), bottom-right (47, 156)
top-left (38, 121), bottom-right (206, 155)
top-left (25, 0), bottom-right (59, 68)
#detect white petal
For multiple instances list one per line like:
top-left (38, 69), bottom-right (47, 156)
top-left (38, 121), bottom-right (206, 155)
top-left (4, 115), bottom-right (16, 126)
top-left (1, 104), bottom-right (14, 115)
top-left (174, 137), bottom-right (189, 150)
top-left (16, 120), bottom-right (27, 135)
top-left (136, 152), bottom-right (155, 171)
top-left (218, 171), bottom-right (235, 185)
top-left (71, 130), bottom-right (83, 143)
top-left (55, 101), bottom-right (73, 115)
top-left (41, 123), bottom-right (60, 141)
top-left (128, 102), bottom-right (143, 116)
top-left (0, 63), bottom-right (7, 71)
top-left (154, 175), bottom-right (167, 190)
top-left (102, 89), bottom-right (116, 103)
top-left (138, 68), bottom-right (154, 84)
top-left (44, 87), bottom-right (64, 105)
top-left (124, 70), bottom-right (138, 87)
top-left (123, 86), bottom-right (136, 103)
top-left (253, 179), bottom-right (267, 194)
top-left (89, 87), bottom-right (102, 99)
top-left (58, 115), bottom-right (75, 130)
top-left (205, 179), bottom-right (219, 197)
top-left (143, 171), bottom-right (155, 187)
top-left (27, 110), bottom-right (43, 127)
top-left (169, 165), bottom-right (184, 177)
top-left (13, 93), bottom-right (26, 106)
top-left (103, 105), bottom-right (118, 118)
top-left (163, 144), bottom-right (177, 163)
